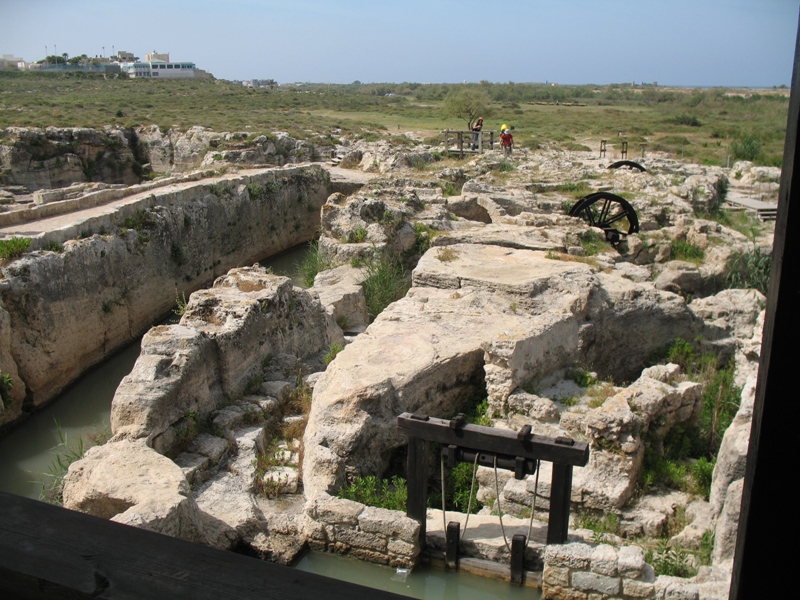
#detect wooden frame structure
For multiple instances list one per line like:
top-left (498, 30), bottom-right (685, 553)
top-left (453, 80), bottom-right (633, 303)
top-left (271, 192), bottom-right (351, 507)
top-left (397, 412), bottom-right (589, 548)
top-left (443, 129), bottom-right (496, 156)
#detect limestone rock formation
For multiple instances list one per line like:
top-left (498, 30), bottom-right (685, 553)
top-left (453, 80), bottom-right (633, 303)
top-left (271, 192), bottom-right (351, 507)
top-left (63, 438), bottom-right (205, 542)
top-left (0, 166), bottom-right (330, 413)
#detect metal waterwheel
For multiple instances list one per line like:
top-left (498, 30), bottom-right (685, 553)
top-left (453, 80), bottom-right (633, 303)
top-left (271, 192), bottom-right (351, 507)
top-left (568, 192), bottom-right (640, 245)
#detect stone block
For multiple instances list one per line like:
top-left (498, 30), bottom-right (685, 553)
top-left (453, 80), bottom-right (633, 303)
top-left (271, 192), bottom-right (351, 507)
top-left (590, 544), bottom-right (618, 576)
top-left (623, 578), bottom-right (656, 598)
top-left (335, 528), bottom-right (388, 553)
top-left (310, 493), bottom-right (363, 525)
top-left (572, 571), bottom-right (620, 595)
top-left (189, 433), bottom-right (229, 462)
top-left (545, 543), bottom-right (593, 570)
top-left (542, 585), bottom-right (588, 600)
top-left (542, 565), bottom-right (570, 587)
top-left (618, 545), bottom-right (646, 578)
top-left (348, 546), bottom-right (389, 565)
top-left (654, 575), bottom-right (699, 600)
top-left (387, 538), bottom-right (417, 558)
top-left (358, 505), bottom-right (419, 543)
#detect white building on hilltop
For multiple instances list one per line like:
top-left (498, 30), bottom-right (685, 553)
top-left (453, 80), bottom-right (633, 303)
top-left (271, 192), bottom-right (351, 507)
top-left (119, 50), bottom-right (211, 79)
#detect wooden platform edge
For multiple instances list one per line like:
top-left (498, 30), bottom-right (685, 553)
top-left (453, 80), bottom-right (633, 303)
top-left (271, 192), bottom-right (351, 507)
top-left (0, 491), bottom-right (408, 600)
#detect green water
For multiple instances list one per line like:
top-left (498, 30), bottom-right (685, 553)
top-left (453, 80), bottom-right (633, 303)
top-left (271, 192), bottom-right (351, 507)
top-left (295, 552), bottom-right (540, 599)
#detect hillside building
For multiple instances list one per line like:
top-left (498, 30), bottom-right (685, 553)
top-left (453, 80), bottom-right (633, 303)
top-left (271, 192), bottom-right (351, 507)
top-left (119, 50), bottom-right (211, 79)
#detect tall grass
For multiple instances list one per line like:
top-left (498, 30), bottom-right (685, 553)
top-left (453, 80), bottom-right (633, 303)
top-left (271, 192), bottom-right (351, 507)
top-left (296, 239), bottom-right (339, 288)
top-left (360, 255), bottom-right (410, 321)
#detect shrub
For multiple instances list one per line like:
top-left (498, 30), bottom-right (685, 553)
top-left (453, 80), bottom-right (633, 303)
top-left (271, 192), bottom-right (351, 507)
top-left (731, 137), bottom-right (762, 161)
top-left (0, 237), bottom-right (32, 261)
top-left (338, 475), bottom-right (408, 511)
top-left (360, 255), bottom-right (409, 321)
top-left (646, 540), bottom-right (697, 578)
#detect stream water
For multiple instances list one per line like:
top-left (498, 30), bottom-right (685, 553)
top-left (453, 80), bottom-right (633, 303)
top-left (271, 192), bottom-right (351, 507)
top-left (295, 551), bottom-right (540, 600)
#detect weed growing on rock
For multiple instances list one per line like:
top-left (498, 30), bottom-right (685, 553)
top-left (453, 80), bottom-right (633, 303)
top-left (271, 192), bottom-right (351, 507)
top-left (0, 373), bottom-right (13, 408)
top-left (439, 181), bottom-right (461, 197)
top-left (247, 183), bottom-right (266, 200)
top-left (348, 226), bottom-right (368, 243)
top-left (579, 229), bottom-right (613, 256)
top-left (436, 247), bottom-right (458, 262)
top-left (324, 343), bottom-right (343, 365)
top-left (173, 289), bottom-right (188, 317)
top-left (43, 241), bottom-right (64, 253)
top-left (339, 475), bottom-right (408, 511)
top-left (0, 237), bottom-right (31, 262)
top-left (670, 239), bottom-right (705, 263)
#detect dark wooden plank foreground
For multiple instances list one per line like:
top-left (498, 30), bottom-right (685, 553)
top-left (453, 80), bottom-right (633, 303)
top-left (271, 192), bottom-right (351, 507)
top-left (0, 491), bottom-right (407, 600)
top-left (731, 9), bottom-right (800, 600)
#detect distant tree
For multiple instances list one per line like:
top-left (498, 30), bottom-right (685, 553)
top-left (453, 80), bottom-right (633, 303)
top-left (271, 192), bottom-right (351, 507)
top-left (265, 79), bottom-right (277, 89)
top-left (443, 89), bottom-right (491, 130)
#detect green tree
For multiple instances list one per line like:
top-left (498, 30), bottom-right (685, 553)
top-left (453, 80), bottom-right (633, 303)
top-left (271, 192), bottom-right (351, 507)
top-left (443, 89), bottom-right (491, 130)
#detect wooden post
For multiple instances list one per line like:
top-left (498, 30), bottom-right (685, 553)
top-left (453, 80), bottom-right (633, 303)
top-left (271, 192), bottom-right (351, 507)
top-left (406, 436), bottom-right (428, 550)
top-left (510, 534), bottom-right (526, 585)
top-left (600, 140), bottom-right (607, 158)
top-left (445, 522), bottom-right (460, 569)
top-left (547, 463), bottom-right (573, 544)
top-left (621, 141), bottom-right (628, 159)
top-left (478, 131), bottom-right (483, 153)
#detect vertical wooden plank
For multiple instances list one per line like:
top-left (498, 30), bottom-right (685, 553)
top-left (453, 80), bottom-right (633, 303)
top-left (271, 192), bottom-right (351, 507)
top-left (510, 534), bottom-right (526, 585)
top-left (731, 9), bottom-right (800, 600)
top-left (445, 522), bottom-right (460, 569)
top-left (547, 464), bottom-right (573, 544)
top-left (406, 437), bottom-right (428, 550)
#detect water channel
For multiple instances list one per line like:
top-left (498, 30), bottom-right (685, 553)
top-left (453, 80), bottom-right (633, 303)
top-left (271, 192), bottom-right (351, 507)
top-left (0, 241), bottom-right (541, 599)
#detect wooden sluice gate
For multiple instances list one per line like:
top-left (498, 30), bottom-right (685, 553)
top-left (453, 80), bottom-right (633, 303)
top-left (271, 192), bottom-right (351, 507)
top-left (397, 412), bottom-right (590, 584)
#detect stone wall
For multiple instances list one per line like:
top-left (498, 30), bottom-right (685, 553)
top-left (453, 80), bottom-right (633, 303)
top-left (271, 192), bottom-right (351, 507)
top-left (0, 165), bottom-right (330, 426)
top-left (543, 543), bottom-right (699, 600)
top-left (305, 493), bottom-right (420, 569)
top-left (0, 126), bottom-right (324, 192)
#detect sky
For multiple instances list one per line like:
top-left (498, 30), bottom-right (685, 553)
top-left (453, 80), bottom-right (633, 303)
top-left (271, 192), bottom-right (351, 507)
top-left (2, 0), bottom-right (800, 87)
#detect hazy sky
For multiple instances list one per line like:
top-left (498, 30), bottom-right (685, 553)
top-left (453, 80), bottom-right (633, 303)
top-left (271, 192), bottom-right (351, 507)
top-left (3, 0), bottom-right (799, 86)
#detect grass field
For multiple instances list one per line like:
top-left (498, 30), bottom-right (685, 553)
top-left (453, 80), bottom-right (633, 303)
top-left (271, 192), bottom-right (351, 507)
top-left (0, 71), bottom-right (789, 167)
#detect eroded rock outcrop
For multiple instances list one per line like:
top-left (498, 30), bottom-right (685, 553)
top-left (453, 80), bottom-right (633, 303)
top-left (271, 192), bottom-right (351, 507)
top-left (0, 166), bottom-right (330, 424)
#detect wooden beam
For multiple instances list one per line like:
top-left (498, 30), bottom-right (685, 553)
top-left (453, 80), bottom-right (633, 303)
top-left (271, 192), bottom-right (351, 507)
top-left (397, 413), bottom-right (589, 467)
top-left (0, 491), bottom-right (408, 600)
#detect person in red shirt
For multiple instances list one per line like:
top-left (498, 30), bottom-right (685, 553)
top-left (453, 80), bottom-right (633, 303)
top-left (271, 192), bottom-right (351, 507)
top-left (500, 128), bottom-right (514, 157)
